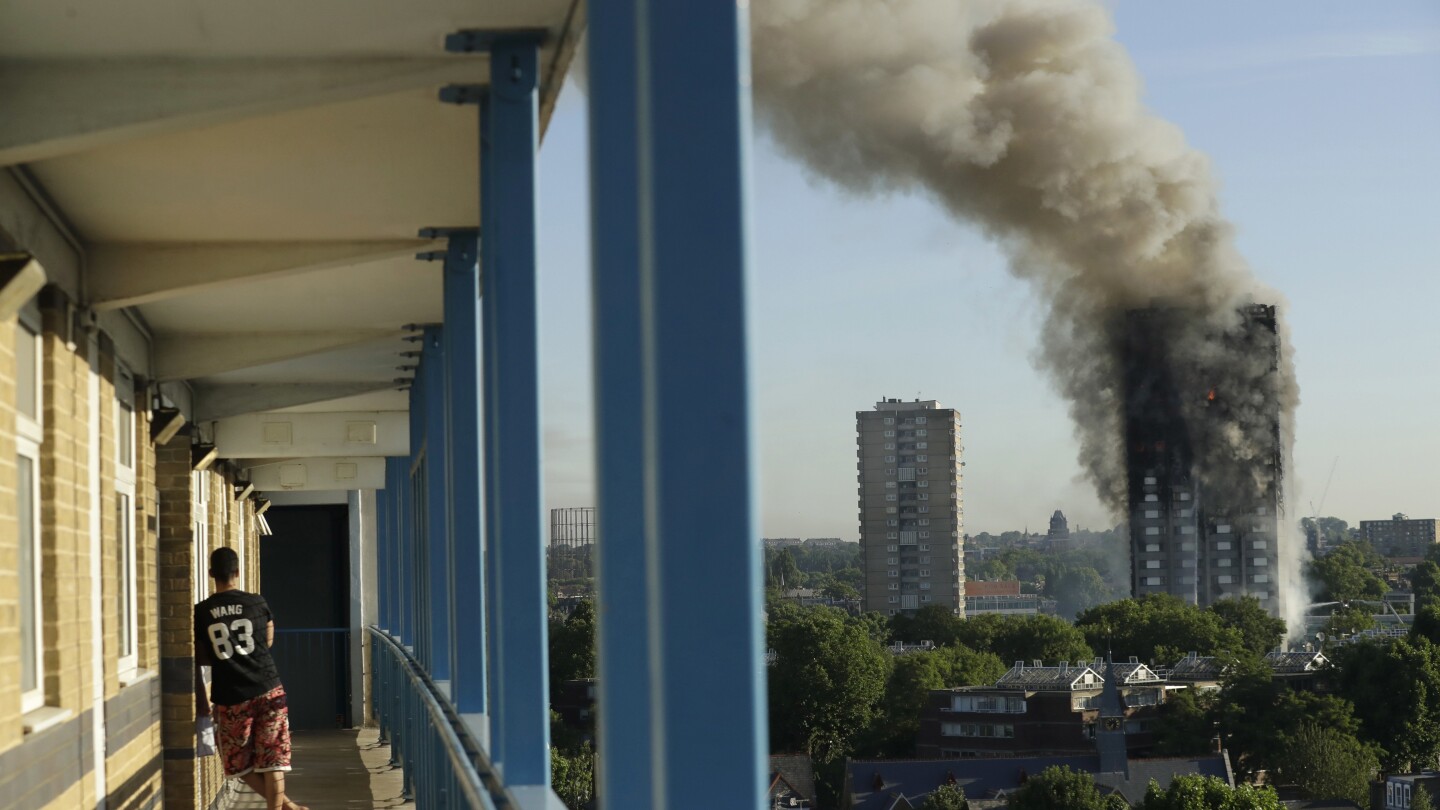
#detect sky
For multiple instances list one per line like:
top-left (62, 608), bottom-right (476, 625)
top-left (533, 1), bottom-right (1440, 540)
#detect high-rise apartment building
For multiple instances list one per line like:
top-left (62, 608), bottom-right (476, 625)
top-left (1360, 514), bottom-right (1438, 559)
top-left (856, 398), bottom-right (965, 615)
top-left (1123, 305), bottom-right (1283, 615)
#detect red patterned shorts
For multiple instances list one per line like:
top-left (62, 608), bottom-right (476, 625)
top-left (214, 685), bottom-right (292, 777)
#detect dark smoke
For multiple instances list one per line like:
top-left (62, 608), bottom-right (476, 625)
top-left (748, 0), bottom-right (1304, 628)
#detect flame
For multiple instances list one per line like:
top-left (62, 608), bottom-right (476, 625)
top-left (1207, 387), bottom-right (1217, 402)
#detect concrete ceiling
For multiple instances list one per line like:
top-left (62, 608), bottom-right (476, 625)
top-left (3, 0), bottom-right (585, 432)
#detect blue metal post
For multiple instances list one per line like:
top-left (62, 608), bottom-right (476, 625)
top-left (584, 5), bottom-right (653, 808)
top-left (390, 455), bottom-right (412, 646)
top-left (588, 1), bottom-right (767, 806)
top-left (440, 230), bottom-right (489, 717)
top-left (408, 366), bottom-right (424, 663)
top-left (480, 89), bottom-right (506, 772)
top-left (422, 326), bottom-right (452, 683)
top-left (377, 482), bottom-right (390, 631)
top-left (481, 35), bottom-right (549, 788)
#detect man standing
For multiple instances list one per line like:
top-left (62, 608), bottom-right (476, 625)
top-left (195, 547), bottom-right (307, 810)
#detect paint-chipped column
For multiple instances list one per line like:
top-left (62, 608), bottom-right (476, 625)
top-left (479, 33), bottom-right (551, 796)
top-left (436, 230), bottom-right (489, 735)
top-left (587, 1), bottom-right (768, 807)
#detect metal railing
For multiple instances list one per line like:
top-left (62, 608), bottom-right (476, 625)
top-left (271, 628), bottom-right (351, 729)
top-left (370, 626), bottom-right (504, 809)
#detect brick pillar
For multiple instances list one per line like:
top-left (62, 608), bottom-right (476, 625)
top-left (156, 434), bottom-right (198, 810)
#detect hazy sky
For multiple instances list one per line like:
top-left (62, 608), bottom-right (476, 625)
top-left (534, 1), bottom-right (1440, 539)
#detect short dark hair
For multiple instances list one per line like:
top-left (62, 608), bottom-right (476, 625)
top-left (210, 547), bottom-right (240, 581)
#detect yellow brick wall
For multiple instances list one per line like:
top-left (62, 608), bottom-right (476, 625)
top-left (0, 298), bottom-right (168, 809)
top-left (0, 313), bottom-right (20, 752)
top-left (1, 290), bottom-right (269, 810)
top-left (38, 305), bottom-right (90, 719)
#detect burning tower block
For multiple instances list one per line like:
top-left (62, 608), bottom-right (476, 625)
top-left (1123, 304), bottom-right (1283, 616)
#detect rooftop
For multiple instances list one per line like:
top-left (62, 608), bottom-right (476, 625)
top-left (1264, 650), bottom-right (1329, 674)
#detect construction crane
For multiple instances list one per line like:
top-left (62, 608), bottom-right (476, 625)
top-left (1307, 456), bottom-right (1340, 547)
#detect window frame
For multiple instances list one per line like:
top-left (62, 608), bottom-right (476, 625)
top-left (17, 308), bottom-right (45, 714)
top-left (115, 365), bottom-right (140, 679)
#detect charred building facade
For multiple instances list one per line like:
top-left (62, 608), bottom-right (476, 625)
top-left (1123, 305), bottom-right (1282, 615)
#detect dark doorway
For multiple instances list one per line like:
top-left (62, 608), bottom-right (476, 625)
top-left (261, 504), bottom-right (352, 729)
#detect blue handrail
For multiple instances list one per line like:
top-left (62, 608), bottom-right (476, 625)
top-left (369, 625), bottom-right (504, 809)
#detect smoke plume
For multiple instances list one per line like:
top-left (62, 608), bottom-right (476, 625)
top-left (749, 0), bottom-right (1305, 632)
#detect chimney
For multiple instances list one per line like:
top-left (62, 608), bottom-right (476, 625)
top-left (1014, 660), bottom-right (1025, 670)
top-left (1032, 660), bottom-right (1042, 668)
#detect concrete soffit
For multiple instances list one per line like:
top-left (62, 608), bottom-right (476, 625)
top-left (88, 240), bottom-right (444, 310)
top-left (244, 456), bottom-right (387, 491)
top-left (213, 410), bottom-right (409, 459)
top-left (0, 57), bottom-right (488, 167)
top-left (152, 330), bottom-right (404, 381)
top-left (194, 382), bottom-right (402, 422)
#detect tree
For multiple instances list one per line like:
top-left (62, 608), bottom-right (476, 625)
top-left (550, 743), bottom-right (596, 809)
top-left (1321, 603), bottom-right (1376, 638)
top-left (867, 645), bottom-right (1006, 757)
top-left (1413, 781), bottom-right (1436, 810)
top-left (1412, 604), bottom-right (1440, 646)
top-left (1151, 686), bottom-right (1215, 756)
top-left (768, 606), bottom-right (890, 761)
top-left (548, 599), bottom-right (596, 694)
top-left (1006, 766), bottom-right (1110, 810)
top-left (1214, 658), bottom-right (1363, 779)
top-left (1075, 594), bottom-right (1242, 664)
top-left (1208, 596), bottom-right (1287, 657)
top-left (1275, 723), bottom-right (1378, 807)
top-left (1046, 565), bottom-right (1116, 619)
top-left (950, 614), bottom-right (1094, 666)
top-left (1409, 560), bottom-right (1440, 611)
top-left (923, 783), bottom-right (970, 810)
top-left (1307, 540), bottom-right (1388, 603)
top-left (1331, 636), bottom-right (1440, 771)
top-left (1139, 774), bottom-right (1282, 810)
top-left (891, 604), bottom-right (962, 646)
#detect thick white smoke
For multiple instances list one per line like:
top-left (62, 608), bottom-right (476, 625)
top-left (748, 0), bottom-right (1306, 635)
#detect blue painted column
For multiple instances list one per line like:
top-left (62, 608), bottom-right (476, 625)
top-left (481, 90), bottom-right (506, 769)
top-left (377, 481), bottom-right (390, 631)
top-left (389, 455), bottom-right (412, 645)
top-left (421, 326), bottom-right (452, 682)
top-left (440, 231), bottom-right (489, 717)
top-left (584, 5), bottom-right (652, 808)
top-left (408, 367), bottom-right (426, 658)
top-left (588, 1), bottom-right (768, 807)
top-left (481, 35), bottom-right (550, 788)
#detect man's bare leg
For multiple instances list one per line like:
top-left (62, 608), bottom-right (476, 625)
top-left (239, 772), bottom-right (307, 810)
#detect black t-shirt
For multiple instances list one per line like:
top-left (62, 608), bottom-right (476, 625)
top-left (194, 590), bottom-right (282, 705)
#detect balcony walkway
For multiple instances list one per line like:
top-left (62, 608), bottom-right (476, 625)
top-left (230, 728), bottom-right (412, 810)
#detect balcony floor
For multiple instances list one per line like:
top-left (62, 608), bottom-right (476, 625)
top-left (230, 728), bottom-right (412, 810)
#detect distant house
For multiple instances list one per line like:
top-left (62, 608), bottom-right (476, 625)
top-left (770, 754), bottom-right (817, 808)
top-left (964, 580), bottom-right (1042, 616)
top-left (916, 658), bottom-right (1165, 759)
top-left (864, 657), bottom-right (1231, 807)
top-left (552, 679), bottom-right (597, 732)
top-left (1263, 650), bottom-right (1330, 691)
top-left (1167, 653), bottom-right (1229, 691)
top-left (1383, 772), bottom-right (1440, 810)
top-left (843, 753), bottom-right (1233, 808)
